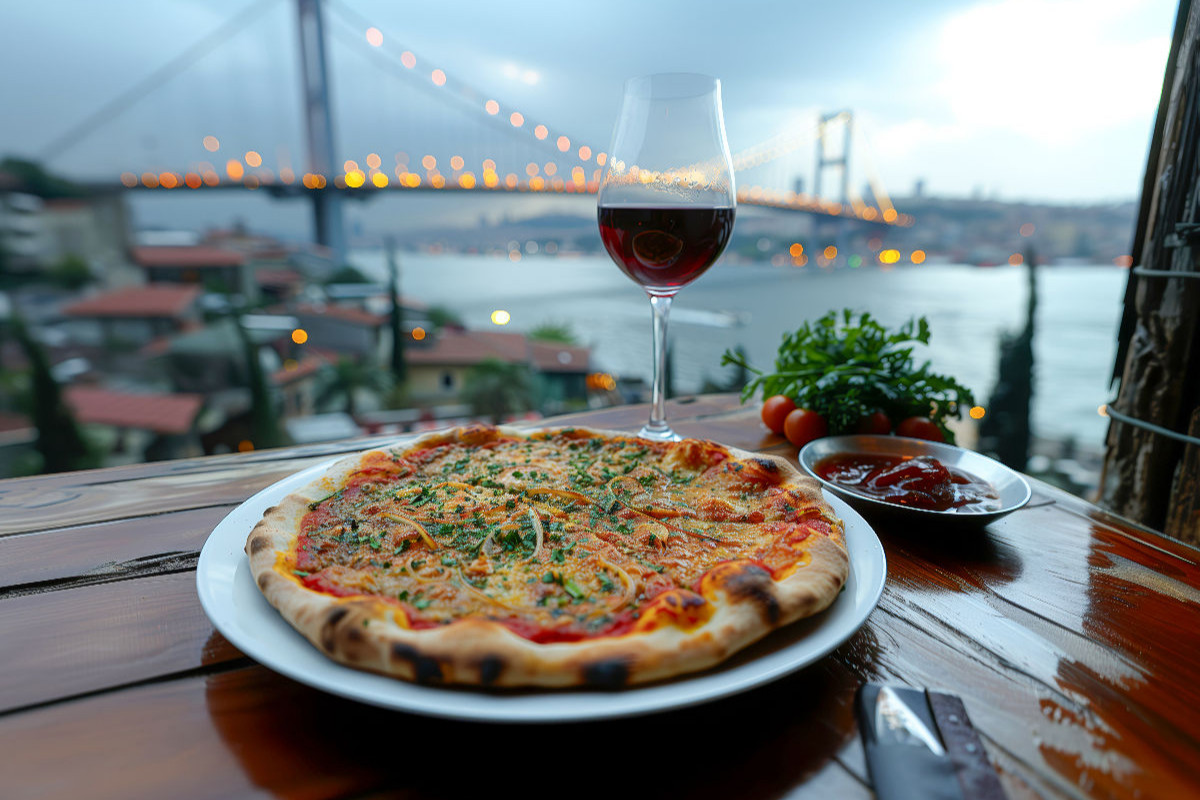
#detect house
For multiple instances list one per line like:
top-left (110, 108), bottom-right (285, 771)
top-left (132, 246), bottom-right (250, 296)
top-left (59, 285), bottom-right (203, 374)
top-left (63, 385), bottom-right (206, 464)
top-left (288, 302), bottom-right (390, 361)
top-left (405, 328), bottom-right (591, 411)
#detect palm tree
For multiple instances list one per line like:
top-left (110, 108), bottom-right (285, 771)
top-left (461, 358), bottom-right (534, 423)
top-left (318, 356), bottom-right (395, 417)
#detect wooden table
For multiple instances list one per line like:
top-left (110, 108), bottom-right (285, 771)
top-left (2, 394), bottom-right (1198, 799)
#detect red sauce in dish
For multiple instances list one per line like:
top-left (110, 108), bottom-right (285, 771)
top-left (815, 453), bottom-right (1000, 513)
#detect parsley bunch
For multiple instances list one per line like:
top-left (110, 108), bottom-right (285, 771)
top-left (721, 309), bottom-right (975, 442)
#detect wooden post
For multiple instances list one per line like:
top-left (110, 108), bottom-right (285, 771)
top-left (1099, 0), bottom-right (1200, 537)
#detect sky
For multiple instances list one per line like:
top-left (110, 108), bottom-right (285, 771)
top-left (0, 0), bottom-right (1179, 227)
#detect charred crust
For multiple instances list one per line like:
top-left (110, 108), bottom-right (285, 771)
top-left (750, 457), bottom-right (780, 475)
top-left (248, 535), bottom-right (271, 554)
top-left (721, 564), bottom-right (781, 624)
top-left (320, 607), bottom-right (350, 652)
top-left (391, 643), bottom-right (444, 683)
top-left (256, 573), bottom-right (271, 591)
top-left (583, 658), bottom-right (631, 689)
top-left (477, 655), bottom-right (505, 686)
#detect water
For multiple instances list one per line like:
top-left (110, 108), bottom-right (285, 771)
top-left (352, 251), bottom-right (1127, 451)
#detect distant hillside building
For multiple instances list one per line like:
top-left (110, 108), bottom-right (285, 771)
top-left (133, 246), bottom-right (250, 296)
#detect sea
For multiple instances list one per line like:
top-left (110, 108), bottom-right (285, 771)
top-left (350, 250), bottom-right (1127, 454)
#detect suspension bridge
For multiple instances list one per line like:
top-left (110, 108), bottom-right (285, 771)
top-left (36, 0), bottom-right (910, 260)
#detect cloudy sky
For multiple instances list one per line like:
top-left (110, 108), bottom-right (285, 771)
top-left (0, 0), bottom-right (1178, 216)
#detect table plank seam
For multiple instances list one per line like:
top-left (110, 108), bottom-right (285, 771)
top-left (0, 502), bottom-right (240, 541)
top-left (0, 656), bottom-right (255, 722)
top-left (0, 552), bottom-right (199, 600)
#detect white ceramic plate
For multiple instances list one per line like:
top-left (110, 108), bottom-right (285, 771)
top-left (196, 456), bottom-right (887, 723)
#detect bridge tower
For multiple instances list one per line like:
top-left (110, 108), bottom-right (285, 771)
top-left (814, 111), bottom-right (852, 203)
top-left (296, 0), bottom-right (346, 265)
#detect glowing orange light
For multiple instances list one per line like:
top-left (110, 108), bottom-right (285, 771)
top-left (243, 151), bottom-right (261, 168)
top-left (1098, 404), bottom-right (1109, 417)
top-left (1020, 223), bottom-right (1035, 237)
top-left (505, 173), bottom-right (518, 188)
top-left (120, 172), bottom-right (137, 187)
top-left (202, 171), bottom-right (220, 187)
top-left (372, 172), bottom-right (389, 188)
top-left (556, 136), bottom-right (570, 152)
top-left (291, 328), bottom-right (308, 344)
top-left (238, 440), bottom-right (254, 453)
top-left (483, 171), bottom-right (499, 188)
top-left (459, 172), bottom-right (476, 189)
top-left (482, 159), bottom-right (496, 171)
top-left (823, 245), bottom-right (838, 260)
top-left (879, 249), bottom-right (901, 264)
top-left (279, 167), bottom-right (295, 184)
top-left (159, 172), bottom-right (178, 189)
top-left (431, 69), bottom-right (446, 86)
top-left (1114, 255), bottom-right (1133, 268)
top-left (366, 27), bottom-right (383, 47)
top-left (345, 170), bottom-right (366, 188)
top-left (1009, 253), bottom-right (1024, 266)
top-left (344, 160), bottom-right (359, 173)
top-left (534, 124), bottom-right (548, 140)
top-left (789, 243), bottom-right (803, 257)
top-left (525, 163), bottom-right (539, 177)
top-left (969, 406), bottom-right (986, 420)
top-left (184, 173), bottom-right (202, 189)
top-left (911, 250), bottom-right (927, 264)
top-left (366, 153), bottom-right (381, 169)
top-left (485, 99), bottom-right (499, 115)
top-left (401, 51), bottom-right (416, 68)
top-left (508, 250), bottom-right (522, 262)
top-left (431, 174), bottom-right (446, 188)
top-left (544, 163), bottom-right (557, 176)
top-left (202, 135), bottom-right (220, 152)
top-left (530, 176), bottom-right (545, 191)
top-left (412, 327), bottom-right (426, 341)
top-left (450, 155), bottom-right (465, 171)
top-left (225, 160), bottom-right (244, 180)
top-left (510, 112), bottom-right (524, 127)
top-left (421, 155), bottom-right (436, 170)
top-left (405, 173), bottom-right (421, 187)
top-left (578, 145), bottom-right (592, 161)
top-left (596, 152), bottom-right (607, 166)
top-left (882, 208), bottom-right (898, 223)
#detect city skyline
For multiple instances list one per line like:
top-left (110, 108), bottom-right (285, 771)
top-left (0, 0), bottom-right (1178, 213)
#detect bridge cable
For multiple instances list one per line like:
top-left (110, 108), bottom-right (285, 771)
top-left (37, 0), bottom-right (282, 161)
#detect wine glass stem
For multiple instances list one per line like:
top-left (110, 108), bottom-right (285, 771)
top-left (642, 293), bottom-right (678, 441)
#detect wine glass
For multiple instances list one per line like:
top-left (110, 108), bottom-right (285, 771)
top-left (597, 73), bottom-right (736, 441)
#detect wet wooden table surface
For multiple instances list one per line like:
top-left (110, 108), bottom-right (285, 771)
top-left (2, 394), bottom-right (1198, 799)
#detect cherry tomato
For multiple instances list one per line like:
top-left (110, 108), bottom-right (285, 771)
top-left (896, 416), bottom-right (945, 442)
top-left (761, 395), bottom-right (796, 434)
top-left (783, 408), bottom-right (828, 448)
top-left (855, 411), bottom-right (892, 435)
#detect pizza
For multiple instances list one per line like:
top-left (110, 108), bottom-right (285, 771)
top-left (245, 425), bottom-right (848, 688)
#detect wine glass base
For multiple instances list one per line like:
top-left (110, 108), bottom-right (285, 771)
top-left (637, 423), bottom-right (682, 442)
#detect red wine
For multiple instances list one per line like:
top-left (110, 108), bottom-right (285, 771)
top-left (598, 206), bottom-right (735, 292)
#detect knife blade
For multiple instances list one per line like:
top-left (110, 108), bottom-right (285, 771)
top-left (856, 684), bottom-right (1007, 800)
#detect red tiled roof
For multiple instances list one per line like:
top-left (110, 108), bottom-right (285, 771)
top-left (272, 355), bottom-right (327, 385)
top-left (132, 246), bottom-right (246, 268)
top-left (407, 329), bottom-right (589, 372)
top-left (254, 268), bottom-right (304, 287)
top-left (62, 285), bottom-right (201, 318)
top-left (293, 303), bottom-right (386, 327)
top-left (64, 387), bottom-right (204, 435)
top-left (529, 340), bottom-right (591, 372)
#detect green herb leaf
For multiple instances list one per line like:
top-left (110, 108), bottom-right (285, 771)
top-left (722, 310), bottom-right (974, 442)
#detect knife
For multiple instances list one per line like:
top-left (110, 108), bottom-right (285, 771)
top-left (856, 684), bottom-right (1007, 800)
